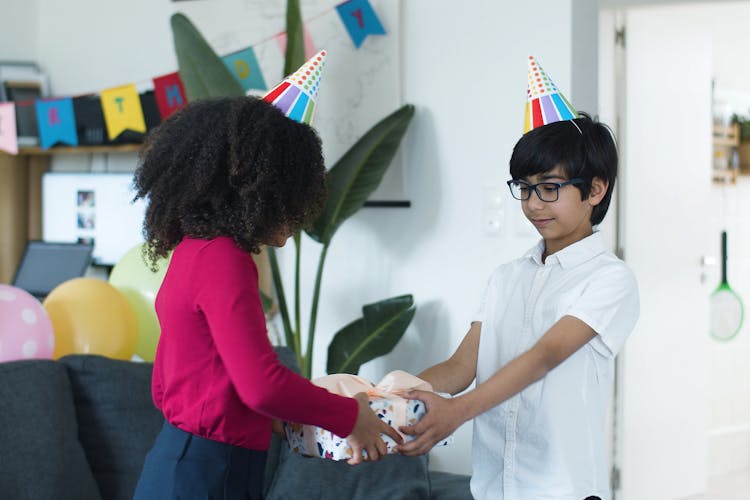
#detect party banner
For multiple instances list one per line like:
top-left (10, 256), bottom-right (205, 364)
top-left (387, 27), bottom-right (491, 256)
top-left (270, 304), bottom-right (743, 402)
top-left (152, 72), bottom-right (187, 119)
top-left (0, 103), bottom-right (18, 154)
top-left (0, 0), bottom-right (394, 153)
top-left (222, 47), bottom-right (267, 92)
top-left (336, 0), bottom-right (386, 48)
top-left (100, 84), bottom-right (146, 140)
top-left (35, 98), bottom-right (78, 149)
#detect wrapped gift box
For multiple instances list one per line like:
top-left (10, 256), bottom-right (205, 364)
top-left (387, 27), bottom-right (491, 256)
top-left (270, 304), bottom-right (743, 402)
top-left (284, 370), bottom-right (453, 460)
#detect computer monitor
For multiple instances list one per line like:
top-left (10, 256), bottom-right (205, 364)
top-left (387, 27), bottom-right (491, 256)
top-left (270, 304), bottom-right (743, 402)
top-left (11, 241), bottom-right (94, 300)
top-left (42, 172), bottom-right (147, 266)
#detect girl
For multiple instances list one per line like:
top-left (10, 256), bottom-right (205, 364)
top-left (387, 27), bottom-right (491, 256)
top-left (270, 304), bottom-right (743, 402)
top-left (132, 96), bottom-right (401, 500)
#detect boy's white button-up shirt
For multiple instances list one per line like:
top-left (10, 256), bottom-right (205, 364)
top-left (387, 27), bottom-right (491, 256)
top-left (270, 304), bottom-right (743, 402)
top-left (471, 231), bottom-right (639, 500)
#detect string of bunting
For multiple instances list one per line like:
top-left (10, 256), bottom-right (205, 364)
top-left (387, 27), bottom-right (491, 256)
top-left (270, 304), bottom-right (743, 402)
top-left (0, 0), bottom-right (386, 155)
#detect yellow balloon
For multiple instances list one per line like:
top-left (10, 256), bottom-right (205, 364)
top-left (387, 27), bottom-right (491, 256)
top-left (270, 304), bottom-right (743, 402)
top-left (43, 278), bottom-right (137, 360)
top-left (108, 243), bottom-right (171, 361)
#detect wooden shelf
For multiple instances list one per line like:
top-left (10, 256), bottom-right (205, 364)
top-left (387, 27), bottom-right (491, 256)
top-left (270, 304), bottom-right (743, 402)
top-left (1, 143), bottom-right (141, 156)
top-left (713, 168), bottom-right (739, 184)
top-left (713, 124), bottom-right (740, 148)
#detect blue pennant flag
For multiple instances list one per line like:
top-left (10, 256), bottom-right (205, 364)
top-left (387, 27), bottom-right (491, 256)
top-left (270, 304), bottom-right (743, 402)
top-left (222, 47), bottom-right (267, 92)
top-left (336, 0), bottom-right (386, 49)
top-left (35, 98), bottom-right (78, 149)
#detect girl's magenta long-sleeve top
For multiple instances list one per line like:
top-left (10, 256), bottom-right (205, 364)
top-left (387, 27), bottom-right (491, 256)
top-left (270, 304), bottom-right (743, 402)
top-left (151, 236), bottom-right (357, 450)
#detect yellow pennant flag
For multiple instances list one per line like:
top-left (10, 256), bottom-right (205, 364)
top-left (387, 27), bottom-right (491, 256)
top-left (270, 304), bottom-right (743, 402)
top-left (100, 84), bottom-right (146, 140)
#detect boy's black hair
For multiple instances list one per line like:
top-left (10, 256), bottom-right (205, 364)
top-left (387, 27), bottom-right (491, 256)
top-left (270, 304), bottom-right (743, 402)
top-left (509, 112), bottom-right (617, 226)
top-left (133, 96), bottom-right (327, 267)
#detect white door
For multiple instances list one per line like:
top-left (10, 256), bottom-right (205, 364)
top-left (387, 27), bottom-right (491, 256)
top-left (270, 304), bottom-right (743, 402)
top-left (615, 6), bottom-right (712, 500)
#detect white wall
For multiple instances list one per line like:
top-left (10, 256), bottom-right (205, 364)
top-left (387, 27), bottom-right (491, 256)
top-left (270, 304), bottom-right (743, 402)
top-left (290, 0), bottom-right (595, 474)
top-left (0, 1), bottom-right (38, 62)
top-left (11, 0), bottom-right (598, 475)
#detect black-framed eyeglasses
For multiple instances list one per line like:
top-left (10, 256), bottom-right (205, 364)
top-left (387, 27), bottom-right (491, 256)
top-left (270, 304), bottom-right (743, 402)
top-left (506, 178), bottom-right (586, 202)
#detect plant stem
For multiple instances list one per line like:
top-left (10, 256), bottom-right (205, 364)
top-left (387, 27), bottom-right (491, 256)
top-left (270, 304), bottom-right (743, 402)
top-left (305, 243), bottom-right (329, 378)
top-left (293, 232), bottom-right (304, 375)
top-left (267, 248), bottom-right (294, 353)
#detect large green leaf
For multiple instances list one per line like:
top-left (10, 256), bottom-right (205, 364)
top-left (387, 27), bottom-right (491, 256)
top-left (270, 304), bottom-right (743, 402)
top-left (327, 295), bottom-right (416, 375)
top-left (284, 0), bottom-right (305, 77)
top-left (170, 13), bottom-right (244, 100)
top-left (307, 104), bottom-right (415, 245)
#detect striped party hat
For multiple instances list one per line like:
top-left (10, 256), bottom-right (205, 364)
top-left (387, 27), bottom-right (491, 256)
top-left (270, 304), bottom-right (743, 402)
top-left (263, 50), bottom-right (327, 125)
top-left (524, 56), bottom-right (578, 134)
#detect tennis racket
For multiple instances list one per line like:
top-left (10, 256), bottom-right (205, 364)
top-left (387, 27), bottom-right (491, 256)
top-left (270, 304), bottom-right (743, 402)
top-left (710, 230), bottom-right (744, 341)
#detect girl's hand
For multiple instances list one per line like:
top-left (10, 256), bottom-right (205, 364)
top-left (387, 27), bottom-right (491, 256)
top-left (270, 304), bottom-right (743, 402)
top-left (396, 390), bottom-right (463, 456)
top-left (346, 392), bottom-right (403, 465)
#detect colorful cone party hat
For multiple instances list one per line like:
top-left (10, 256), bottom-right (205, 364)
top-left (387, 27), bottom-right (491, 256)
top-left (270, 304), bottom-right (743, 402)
top-left (524, 55), bottom-right (578, 134)
top-left (263, 50), bottom-right (327, 125)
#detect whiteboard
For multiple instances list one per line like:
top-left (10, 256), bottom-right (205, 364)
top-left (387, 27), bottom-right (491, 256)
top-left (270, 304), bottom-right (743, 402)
top-left (42, 173), bottom-right (146, 266)
top-left (172, 0), bottom-right (407, 202)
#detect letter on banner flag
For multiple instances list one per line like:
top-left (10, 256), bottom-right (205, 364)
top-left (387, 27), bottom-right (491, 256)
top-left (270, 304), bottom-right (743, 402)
top-left (0, 102), bottom-right (18, 154)
top-left (35, 98), bottom-right (78, 149)
top-left (336, 0), bottom-right (386, 48)
top-left (153, 72), bottom-right (187, 119)
top-left (100, 84), bottom-right (146, 140)
top-left (222, 47), bottom-right (267, 92)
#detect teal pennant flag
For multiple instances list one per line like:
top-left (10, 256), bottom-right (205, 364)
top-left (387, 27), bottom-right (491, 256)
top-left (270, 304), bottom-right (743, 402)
top-left (222, 47), bottom-right (267, 92)
top-left (35, 97), bottom-right (78, 149)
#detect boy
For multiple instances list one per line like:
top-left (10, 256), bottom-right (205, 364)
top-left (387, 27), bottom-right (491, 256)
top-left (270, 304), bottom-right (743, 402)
top-left (397, 57), bottom-right (639, 500)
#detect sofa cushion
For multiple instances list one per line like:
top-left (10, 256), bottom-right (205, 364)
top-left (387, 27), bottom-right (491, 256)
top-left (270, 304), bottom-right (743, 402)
top-left (428, 470), bottom-right (472, 499)
top-left (0, 359), bottom-right (102, 500)
top-left (266, 443), bottom-right (430, 500)
top-left (59, 354), bottom-right (164, 500)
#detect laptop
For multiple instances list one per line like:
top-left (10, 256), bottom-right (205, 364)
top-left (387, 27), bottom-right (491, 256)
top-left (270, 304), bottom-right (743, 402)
top-left (11, 241), bottom-right (94, 301)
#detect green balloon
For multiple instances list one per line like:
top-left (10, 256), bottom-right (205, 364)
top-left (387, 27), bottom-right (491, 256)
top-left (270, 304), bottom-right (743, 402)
top-left (108, 243), bottom-right (171, 361)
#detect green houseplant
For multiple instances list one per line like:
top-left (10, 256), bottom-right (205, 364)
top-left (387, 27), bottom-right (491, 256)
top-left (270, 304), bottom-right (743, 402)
top-left (170, 4), bottom-right (415, 379)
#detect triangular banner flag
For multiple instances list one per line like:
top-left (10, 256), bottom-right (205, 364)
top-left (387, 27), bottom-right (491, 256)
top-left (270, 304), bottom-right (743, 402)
top-left (336, 0), bottom-right (386, 49)
top-left (0, 102), bottom-right (18, 154)
top-left (152, 72), bottom-right (187, 120)
top-left (100, 84), bottom-right (146, 140)
top-left (35, 98), bottom-right (78, 149)
top-left (222, 47), bottom-right (267, 92)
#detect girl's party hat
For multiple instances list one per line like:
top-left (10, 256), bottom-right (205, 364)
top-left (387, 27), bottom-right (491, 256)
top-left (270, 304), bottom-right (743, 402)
top-left (524, 55), bottom-right (578, 134)
top-left (263, 50), bottom-right (327, 125)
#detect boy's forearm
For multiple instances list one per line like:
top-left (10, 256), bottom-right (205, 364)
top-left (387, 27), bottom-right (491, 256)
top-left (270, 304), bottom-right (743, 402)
top-left (455, 346), bottom-right (550, 421)
top-left (454, 315), bottom-right (597, 422)
top-left (418, 360), bottom-right (468, 395)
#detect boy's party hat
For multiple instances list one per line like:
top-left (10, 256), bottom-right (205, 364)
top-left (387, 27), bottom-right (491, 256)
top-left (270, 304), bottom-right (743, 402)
top-left (524, 55), bottom-right (578, 134)
top-left (263, 50), bottom-right (327, 125)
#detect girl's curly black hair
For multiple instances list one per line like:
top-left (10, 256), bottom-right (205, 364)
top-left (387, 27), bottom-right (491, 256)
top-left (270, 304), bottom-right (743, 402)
top-left (133, 96), bottom-right (327, 267)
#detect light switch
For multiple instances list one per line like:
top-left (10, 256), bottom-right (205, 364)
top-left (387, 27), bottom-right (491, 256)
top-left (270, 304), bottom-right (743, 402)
top-left (482, 187), bottom-right (504, 235)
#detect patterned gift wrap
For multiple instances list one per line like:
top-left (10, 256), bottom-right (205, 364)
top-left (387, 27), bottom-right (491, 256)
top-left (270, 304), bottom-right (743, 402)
top-left (285, 396), bottom-right (453, 461)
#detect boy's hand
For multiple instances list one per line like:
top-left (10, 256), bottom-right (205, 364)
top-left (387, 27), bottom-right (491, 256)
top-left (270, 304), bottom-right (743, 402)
top-left (396, 390), bottom-right (463, 456)
top-left (346, 392), bottom-right (404, 465)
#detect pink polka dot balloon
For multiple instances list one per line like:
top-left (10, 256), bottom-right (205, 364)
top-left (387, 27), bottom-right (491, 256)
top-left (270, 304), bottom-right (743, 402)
top-left (0, 284), bottom-right (55, 362)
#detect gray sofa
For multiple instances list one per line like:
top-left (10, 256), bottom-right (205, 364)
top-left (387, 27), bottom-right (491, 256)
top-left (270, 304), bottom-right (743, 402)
top-left (0, 348), bottom-right (471, 499)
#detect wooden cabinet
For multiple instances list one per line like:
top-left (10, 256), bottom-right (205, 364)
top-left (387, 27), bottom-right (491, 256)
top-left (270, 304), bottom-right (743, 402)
top-left (0, 145), bottom-right (139, 283)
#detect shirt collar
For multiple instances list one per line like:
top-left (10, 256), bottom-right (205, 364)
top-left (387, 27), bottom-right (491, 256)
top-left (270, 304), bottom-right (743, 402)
top-left (524, 231), bottom-right (607, 268)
